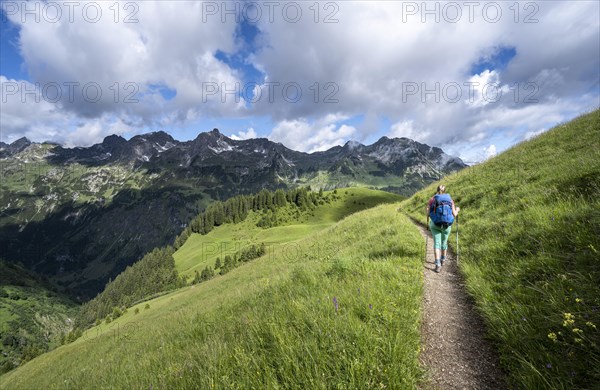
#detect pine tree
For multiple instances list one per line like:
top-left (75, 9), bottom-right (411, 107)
top-left (203, 210), bottom-right (214, 233)
top-left (295, 188), bottom-right (309, 209)
top-left (213, 202), bottom-right (225, 225)
top-left (200, 266), bottom-right (214, 281)
top-left (215, 257), bottom-right (222, 269)
top-left (274, 189), bottom-right (286, 207)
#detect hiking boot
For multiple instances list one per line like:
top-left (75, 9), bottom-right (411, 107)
top-left (435, 264), bottom-right (441, 273)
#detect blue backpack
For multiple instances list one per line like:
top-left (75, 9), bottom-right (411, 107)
top-left (430, 193), bottom-right (454, 228)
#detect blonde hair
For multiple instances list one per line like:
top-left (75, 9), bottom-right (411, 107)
top-left (436, 185), bottom-right (446, 194)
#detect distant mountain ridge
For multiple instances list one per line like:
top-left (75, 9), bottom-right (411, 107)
top-left (3, 129), bottom-right (465, 182)
top-left (0, 129), bottom-right (465, 300)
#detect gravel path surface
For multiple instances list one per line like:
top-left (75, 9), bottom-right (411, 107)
top-left (416, 223), bottom-right (507, 389)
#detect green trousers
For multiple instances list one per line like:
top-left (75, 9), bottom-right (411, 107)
top-left (429, 220), bottom-right (452, 250)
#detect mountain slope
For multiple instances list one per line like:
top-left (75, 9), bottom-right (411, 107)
top-left (0, 131), bottom-right (464, 300)
top-left (0, 261), bottom-right (77, 374)
top-left (402, 109), bottom-right (600, 388)
top-left (0, 189), bottom-right (424, 389)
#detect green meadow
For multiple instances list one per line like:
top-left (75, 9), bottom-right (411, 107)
top-left (2, 110), bottom-right (598, 389)
top-left (1, 192), bottom-right (424, 389)
top-left (402, 109), bottom-right (600, 388)
top-left (174, 188), bottom-right (402, 278)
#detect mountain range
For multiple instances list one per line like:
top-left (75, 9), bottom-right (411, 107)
top-left (0, 129), bottom-right (465, 300)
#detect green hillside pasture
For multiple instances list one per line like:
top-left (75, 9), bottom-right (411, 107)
top-left (174, 188), bottom-right (402, 278)
top-left (402, 110), bottom-right (600, 389)
top-left (1, 203), bottom-right (424, 389)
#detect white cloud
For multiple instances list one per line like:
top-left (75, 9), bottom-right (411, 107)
top-left (230, 127), bottom-right (257, 140)
top-left (269, 116), bottom-right (356, 153)
top-left (524, 129), bottom-right (547, 141)
top-left (2, 1), bottom-right (243, 142)
top-left (65, 118), bottom-right (132, 148)
top-left (464, 70), bottom-right (506, 109)
top-left (1, 1), bottom-right (598, 156)
top-left (483, 144), bottom-right (497, 160)
top-left (388, 120), bottom-right (430, 142)
top-left (1, 76), bottom-right (133, 145)
top-left (250, 1), bottom-right (599, 152)
top-left (0, 76), bottom-right (72, 143)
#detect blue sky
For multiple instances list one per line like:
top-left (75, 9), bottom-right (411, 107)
top-left (470, 46), bottom-right (517, 75)
top-left (0, 16), bottom-right (27, 80)
top-left (1, 1), bottom-right (598, 162)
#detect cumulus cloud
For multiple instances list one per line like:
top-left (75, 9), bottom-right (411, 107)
top-left (269, 116), bottom-right (356, 153)
top-left (389, 120), bottom-right (430, 142)
top-left (483, 144), bottom-right (497, 160)
top-left (64, 118), bottom-right (133, 147)
top-left (1, 1), bottom-right (598, 155)
top-left (2, 1), bottom-right (242, 135)
top-left (250, 1), bottom-right (599, 150)
top-left (230, 127), bottom-right (257, 140)
top-left (1, 75), bottom-right (72, 143)
top-left (1, 75), bottom-right (135, 145)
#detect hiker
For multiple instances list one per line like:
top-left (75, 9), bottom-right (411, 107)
top-left (426, 185), bottom-right (460, 273)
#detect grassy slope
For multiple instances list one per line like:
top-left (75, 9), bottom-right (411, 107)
top-left (402, 110), bottom-right (600, 388)
top-left (1, 189), bottom-right (426, 389)
top-left (174, 188), bottom-right (401, 278)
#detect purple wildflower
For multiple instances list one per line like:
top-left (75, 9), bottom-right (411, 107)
top-left (369, 304), bottom-right (373, 310)
top-left (546, 363), bottom-right (552, 369)
top-left (333, 297), bottom-right (338, 312)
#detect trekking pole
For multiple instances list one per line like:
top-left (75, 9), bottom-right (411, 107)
top-left (425, 234), bottom-right (428, 264)
top-left (456, 215), bottom-right (459, 266)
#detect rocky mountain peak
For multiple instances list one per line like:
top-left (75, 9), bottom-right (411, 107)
top-left (140, 131), bottom-right (176, 146)
top-left (102, 134), bottom-right (127, 148)
top-left (0, 137), bottom-right (32, 157)
top-left (343, 140), bottom-right (365, 151)
top-left (12, 136), bottom-right (32, 150)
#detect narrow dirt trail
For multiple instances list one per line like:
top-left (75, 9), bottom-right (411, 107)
top-left (416, 223), bottom-right (507, 389)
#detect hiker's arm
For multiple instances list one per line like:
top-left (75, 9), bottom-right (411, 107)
top-left (425, 204), bottom-right (430, 225)
top-left (452, 203), bottom-right (461, 217)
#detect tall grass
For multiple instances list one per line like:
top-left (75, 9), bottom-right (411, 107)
top-left (402, 110), bottom-right (600, 389)
top-left (1, 199), bottom-right (425, 389)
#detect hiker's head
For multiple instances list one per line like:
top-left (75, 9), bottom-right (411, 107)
top-left (437, 185), bottom-right (446, 194)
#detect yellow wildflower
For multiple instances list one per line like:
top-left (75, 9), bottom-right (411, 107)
top-left (586, 321), bottom-right (597, 329)
top-left (547, 332), bottom-right (557, 342)
top-left (563, 313), bottom-right (575, 327)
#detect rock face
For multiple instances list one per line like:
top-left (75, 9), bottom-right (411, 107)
top-left (0, 137), bottom-right (32, 158)
top-left (43, 129), bottom-right (465, 186)
top-left (0, 129), bottom-right (466, 300)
